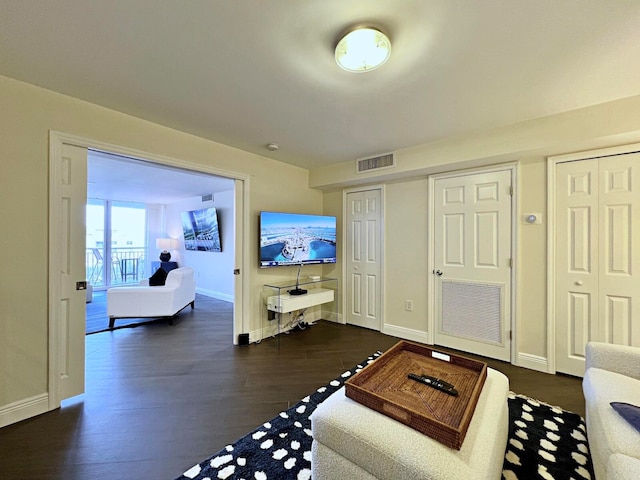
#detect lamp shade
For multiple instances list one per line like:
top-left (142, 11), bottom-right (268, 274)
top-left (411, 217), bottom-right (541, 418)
top-left (156, 238), bottom-right (173, 251)
top-left (156, 238), bottom-right (177, 262)
top-left (335, 26), bottom-right (391, 73)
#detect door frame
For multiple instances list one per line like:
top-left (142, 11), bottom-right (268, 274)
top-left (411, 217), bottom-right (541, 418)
top-left (546, 141), bottom-right (640, 374)
top-left (48, 131), bottom-right (251, 409)
top-left (341, 184), bottom-right (385, 329)
top-left (427, 164), bottom-right (518, 364)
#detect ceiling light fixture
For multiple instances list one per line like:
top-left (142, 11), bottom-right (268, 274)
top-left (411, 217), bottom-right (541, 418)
top-left (335, 26), bottom-right (391, 73)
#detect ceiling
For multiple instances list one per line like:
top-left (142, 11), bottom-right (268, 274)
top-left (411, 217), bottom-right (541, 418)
top-left (88, 150), bottom-right (234, 204)
top-left (2, 1), bottom-right (640, 170)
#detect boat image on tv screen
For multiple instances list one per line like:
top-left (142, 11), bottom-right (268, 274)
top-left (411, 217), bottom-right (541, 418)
top-left (260, 211), bottom-right (336, 267)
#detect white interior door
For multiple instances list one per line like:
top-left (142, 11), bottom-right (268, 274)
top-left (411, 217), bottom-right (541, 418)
top-left (555, 159), bottom-right (598, 376)
top-left (555, 154), bottom-right (640, 376)
top-left (345, 188), bottom-right (382, 330)
top-left (432, 169), bottom-right (512, 362)
top-left (50, 143), bottom-right (87, 404)
top-left (599, 156), bottom-right (640, 346)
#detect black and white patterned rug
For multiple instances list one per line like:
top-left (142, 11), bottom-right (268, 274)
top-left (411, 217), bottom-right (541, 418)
top-left (175, 352), bottom-right (594, 480)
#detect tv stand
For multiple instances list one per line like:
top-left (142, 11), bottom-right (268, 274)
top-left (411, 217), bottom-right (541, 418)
top-left (261, 277), bottom-right (338, 346)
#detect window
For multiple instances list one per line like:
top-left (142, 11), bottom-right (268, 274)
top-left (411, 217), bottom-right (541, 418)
top-left (86, 199), bottom-right (147, 287)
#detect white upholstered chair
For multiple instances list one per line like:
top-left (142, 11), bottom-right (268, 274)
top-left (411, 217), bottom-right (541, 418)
top-left (106, 266), bottom-right (196, 329)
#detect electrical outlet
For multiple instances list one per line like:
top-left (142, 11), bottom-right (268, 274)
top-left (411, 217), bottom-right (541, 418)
top-left (404, 300), bottom-right (413, 312)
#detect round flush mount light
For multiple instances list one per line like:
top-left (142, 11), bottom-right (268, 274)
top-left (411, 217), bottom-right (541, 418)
top-left (335, 26), bottom-right (391, 73)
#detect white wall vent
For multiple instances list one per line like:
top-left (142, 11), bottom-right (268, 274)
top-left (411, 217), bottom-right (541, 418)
top-left (201, 194), bottom-right (214, 203)
top-left (356, 152), bottom-right (395, 174)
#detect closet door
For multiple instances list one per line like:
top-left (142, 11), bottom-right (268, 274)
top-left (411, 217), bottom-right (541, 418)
top-left (555, 154), bottom-right (640, 376)
top-left (555, 159), bottom-right (599, 376)
top-left (345, 188), bottom-right (382, 331)
top-left (598, 155), bottom-right (640, 347)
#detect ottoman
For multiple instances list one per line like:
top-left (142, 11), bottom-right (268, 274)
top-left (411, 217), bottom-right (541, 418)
top-left (311, 368), bottom-right (509, 480)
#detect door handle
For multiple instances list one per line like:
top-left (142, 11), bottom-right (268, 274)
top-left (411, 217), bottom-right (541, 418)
top-left (433, 270), bottom-right (443, 276)
top-left (575, 280), bottom-right (583, 286)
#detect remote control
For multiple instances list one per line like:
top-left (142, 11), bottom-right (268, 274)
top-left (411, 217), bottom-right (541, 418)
top-left (408, 373), bottom-right (458, 396)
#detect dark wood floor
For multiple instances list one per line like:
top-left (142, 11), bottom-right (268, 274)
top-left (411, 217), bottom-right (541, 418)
top-left (0, 296), bottom-right (584, 480)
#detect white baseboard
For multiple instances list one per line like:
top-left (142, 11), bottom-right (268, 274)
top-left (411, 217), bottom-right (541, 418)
top-left (382, 324), bottom-right (431, 344)
top-left (0, 393), bottom-right (49, 428)
top-left (517, 352), bottom-right (550, 373)
top-left (249, 327), bottom-right (263, 344)
top-left (322, 309), bottom-right (343, 324)
top-left (195, 288), bottom-right (233, 303)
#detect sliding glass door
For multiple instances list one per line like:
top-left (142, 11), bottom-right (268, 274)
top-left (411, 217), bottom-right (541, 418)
top-left (86, 199), bottom-right (147, 289)
top-left (86, 199), bottom-right (106, 287)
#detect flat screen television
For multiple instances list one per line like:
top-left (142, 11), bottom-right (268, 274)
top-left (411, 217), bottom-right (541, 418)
top-left (260, 211), bottom-right (337, 267)
top-left (181, 207), bottom-right (221, 252)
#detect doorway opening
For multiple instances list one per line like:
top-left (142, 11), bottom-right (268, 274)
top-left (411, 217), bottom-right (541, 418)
top-left (84, 149), bottom-right (236, 335)
top-left (49, 131), bottom-right (250, 412)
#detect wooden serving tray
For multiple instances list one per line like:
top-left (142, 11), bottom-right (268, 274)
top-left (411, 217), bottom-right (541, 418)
top-left (345, 340), bottom-right (487, 450)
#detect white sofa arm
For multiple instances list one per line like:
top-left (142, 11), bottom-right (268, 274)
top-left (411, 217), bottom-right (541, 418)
top-left (607, 453), bottom-right (640, 480)
top-left (585, 342), bottom-right (640, 380)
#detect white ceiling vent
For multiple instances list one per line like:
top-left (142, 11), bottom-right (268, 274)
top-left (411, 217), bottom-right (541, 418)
top-left (201, 194), bottom-right (214, 203)
top-left (356, 152), bottom-right (395, 174)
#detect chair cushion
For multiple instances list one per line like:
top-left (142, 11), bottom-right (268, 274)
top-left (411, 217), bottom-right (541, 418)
top-left (149, 267), bottom-right (167, 286)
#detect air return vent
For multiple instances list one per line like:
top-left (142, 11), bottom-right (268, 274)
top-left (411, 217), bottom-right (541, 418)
top-left (201, 194), bottom-right (213, 203)
top-left (356, 152), bottom-right (395, 173)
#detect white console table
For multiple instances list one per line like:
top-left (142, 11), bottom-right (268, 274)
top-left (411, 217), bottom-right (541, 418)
top-left (262, 277), bottom-right (338, 345)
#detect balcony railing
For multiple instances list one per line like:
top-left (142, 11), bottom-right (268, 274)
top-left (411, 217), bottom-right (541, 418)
top-left (86, 247), bottom-right (147, 287)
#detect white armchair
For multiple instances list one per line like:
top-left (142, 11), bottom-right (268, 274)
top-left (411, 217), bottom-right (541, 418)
top-left (107, 267), bottom-right (196, 329)
top-left (583, 342), bottom-right (640, 480)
